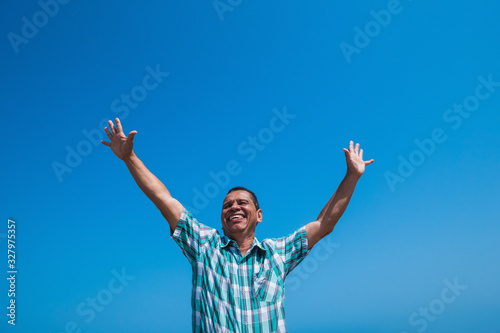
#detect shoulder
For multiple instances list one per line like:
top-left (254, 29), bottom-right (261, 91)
top-left (176, 208), bottom-right (221, 240)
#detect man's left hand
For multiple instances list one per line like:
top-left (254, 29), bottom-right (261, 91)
top-left (343, 141), bottom-right (374, 178)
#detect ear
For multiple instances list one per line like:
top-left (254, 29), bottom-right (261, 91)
top-left (256, 209), bottom-right (263, 223)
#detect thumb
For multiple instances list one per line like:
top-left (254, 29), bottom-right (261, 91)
top-left (343, 148), bottom-right (350, 159)
top-left (127, 131), bottom-right (137, 144)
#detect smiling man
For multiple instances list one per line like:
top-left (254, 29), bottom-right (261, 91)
top-left (102, 118), bottom-right (374, 332)
top-left (221, 187), bottom-right (262, 255)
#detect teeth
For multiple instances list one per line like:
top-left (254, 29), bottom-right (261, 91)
top-left (230, 215), bottom-right (243, 220)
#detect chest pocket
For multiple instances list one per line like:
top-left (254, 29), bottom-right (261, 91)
top-left (252, 254), bottom-right (285, 303)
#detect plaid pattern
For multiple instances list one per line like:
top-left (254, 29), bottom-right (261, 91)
top-left (171, 209), bottom-right (311, 333)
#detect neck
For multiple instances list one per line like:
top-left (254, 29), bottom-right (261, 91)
top-left (226, 232), bottom-right (255, 256)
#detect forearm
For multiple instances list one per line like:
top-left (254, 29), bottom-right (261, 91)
top-left (122, 152), bottom-right (183, 228)
top-left (123, 152), bottom-right (172, 201)
top-left (316, 171), bottom-right (360, 233)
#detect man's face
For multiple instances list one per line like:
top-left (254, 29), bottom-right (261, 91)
top-left (221, 190), bottom-right (262, 237)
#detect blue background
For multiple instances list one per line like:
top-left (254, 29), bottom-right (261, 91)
top-left (1, 0), bottom-right (499, 332)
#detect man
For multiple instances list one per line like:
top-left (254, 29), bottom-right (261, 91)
top-left (101, 118), bottom-right (374, 332)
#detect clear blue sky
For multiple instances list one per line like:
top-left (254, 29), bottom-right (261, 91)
top-left (1, 0), bottom-right (499, 332)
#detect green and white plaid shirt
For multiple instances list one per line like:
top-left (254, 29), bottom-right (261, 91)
top-left (171, 209), bottom-right (311, 332)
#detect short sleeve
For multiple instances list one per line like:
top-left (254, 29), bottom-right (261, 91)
top-left (170, 208), bottom-right (216, 267)
top-left (274, 226), bottom-right (311, 276)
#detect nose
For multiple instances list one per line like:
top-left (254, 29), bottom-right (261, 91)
top-left (229, 201), bottom-right (240, 210)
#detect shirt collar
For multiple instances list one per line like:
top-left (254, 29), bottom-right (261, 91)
top-left (221, 235), bottom-right (266, 253)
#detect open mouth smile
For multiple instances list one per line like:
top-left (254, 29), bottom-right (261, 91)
top-left (227, 213), bottom-right (245, 222)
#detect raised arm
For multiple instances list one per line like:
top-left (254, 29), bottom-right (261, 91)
top-left (101, 118), bottom-right (183, 232)
top-left (305, 141), bottom-right (374, 249)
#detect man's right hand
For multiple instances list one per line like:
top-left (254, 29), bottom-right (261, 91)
top-left (101, 118), bottom-right (137, 160)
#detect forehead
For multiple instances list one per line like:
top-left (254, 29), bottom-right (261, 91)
top-left (223, 190), bottom-right (252, 204)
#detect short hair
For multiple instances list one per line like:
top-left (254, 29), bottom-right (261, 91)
top-left (226, 186), bottom-right (260, 210)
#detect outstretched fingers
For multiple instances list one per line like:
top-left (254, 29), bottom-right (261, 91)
top-left (104, 126), bottom-right (113, 140)
top-left (101, 119), bottom-right (137, 155)
top-left (346, 141), bottom-right (361, 156)
top-left (115, 118), bottom-right (124, 134)
top-left (346, 141), bottom-right (374, 164)
top-left (348, 140), bottom-right (354, 152)
top-left (108, 120), bottom-right (117, 134)
top-left (102, 119), bottom-right (118, 147)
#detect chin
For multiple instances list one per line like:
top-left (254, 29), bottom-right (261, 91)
top-left (225, 224), bottom-right (245, 233)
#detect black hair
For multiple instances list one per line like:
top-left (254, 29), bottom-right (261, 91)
top-left (226, 186), bottom-right (260, 210)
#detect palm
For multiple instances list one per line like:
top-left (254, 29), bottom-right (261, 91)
top-left (101, 118), bottom-right (137, 160)
top-left (343, 141), bottom-right (374, 177)
top-left (111, 132), bottom-right (133, 159)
